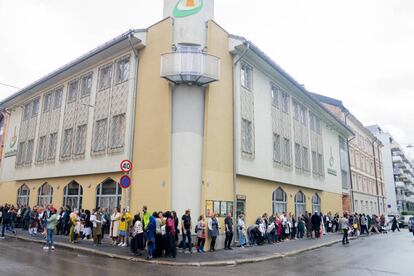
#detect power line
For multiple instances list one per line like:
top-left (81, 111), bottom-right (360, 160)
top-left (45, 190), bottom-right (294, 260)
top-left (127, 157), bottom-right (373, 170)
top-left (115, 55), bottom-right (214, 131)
top-left (0, 82), bottom-right (20, 90)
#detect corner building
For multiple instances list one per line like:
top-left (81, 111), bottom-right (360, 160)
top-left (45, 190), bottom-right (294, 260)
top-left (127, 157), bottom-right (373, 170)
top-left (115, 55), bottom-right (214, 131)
top-left (0, 0), bottom-right (352, 236)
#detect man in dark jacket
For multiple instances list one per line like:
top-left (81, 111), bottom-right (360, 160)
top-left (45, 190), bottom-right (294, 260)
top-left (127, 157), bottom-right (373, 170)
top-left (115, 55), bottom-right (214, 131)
top-left (311, 211), bottom-right (321, 239)
top-left (1, 207), bottom-right (16, 238)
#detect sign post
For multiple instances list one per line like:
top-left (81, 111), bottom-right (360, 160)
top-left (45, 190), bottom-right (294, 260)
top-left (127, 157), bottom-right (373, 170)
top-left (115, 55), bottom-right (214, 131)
top-left (120, 160), bottom-right (133, 212)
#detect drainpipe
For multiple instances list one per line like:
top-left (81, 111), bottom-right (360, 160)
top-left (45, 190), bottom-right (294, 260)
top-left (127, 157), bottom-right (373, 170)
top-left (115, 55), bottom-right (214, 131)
top-left (232, 41), bottom-right (249, 240)
top-left (344, 110), bottom-right (355, 213)
top-left (372, 139), bottom-right (382, 215)
top-left (126, 31), bottom-right (140, 210)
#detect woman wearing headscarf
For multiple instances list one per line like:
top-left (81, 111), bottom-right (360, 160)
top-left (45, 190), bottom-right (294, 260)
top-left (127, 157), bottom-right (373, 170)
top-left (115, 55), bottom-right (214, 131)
top-left (110, 207), bottom-right (121, 245)
top-left (145, 213), bottom-right (156, 260)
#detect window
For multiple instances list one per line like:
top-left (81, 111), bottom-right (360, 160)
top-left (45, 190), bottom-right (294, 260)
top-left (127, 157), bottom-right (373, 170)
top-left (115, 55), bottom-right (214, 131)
top-left (315, 117), bottom-right (321, 134)
top-left (318, 153), bottom-right (324, 175)
top-left (303, 147), bottom-right (310, 171)
top-left (93, 119), bottom-right (108, 152)
top-left (272, 188), bottom-right (287, 214)
top-left (32, 98), bottom-right (40, 117)
top-left (25, 139), bottom-right (34, 164)
top-left (300, 106), bottom-right (307, 126)
top-left (16, 142), bottom-right (26, 165)
top-left (23, 103), bottom-right (31, 121)
top-left (312, 194), bottom-right (321, 213)
top-left (17, 184), bottom-right (30, 207)
top-left (43, 93), bottom-right (52, 113)
top-left (295, 191), bottom-right (306, 217)
top-left (96, 178), bottom-right (121, 214)
top-left (312, 151), bottom-right (318, 174)
top-left (37, 183), bottom-right (53, 207)
top-left (63, 181), bottom-right (83, 210)
top-left (271, 85), bottom-right (279, 108)
top-left (273, 133), bottom-right (281, 163)
top-left (283, 138), bottom-right (291, 166)
top-left (354, 200), bottom-right (358, 212)
top-left (36, 136), bottom-right (47, 162)
top-left (293, 101), bottom-right (300, 120)
top-left (62, 128), bottom-right (73, 157)
top-left (67, 80), bottom-right (79, 104)
top-left (282, 92), bottom-right (289, 114)
top-left (241, 62), bottom-right (253, 90)
top-left (295, 143), bottom-right (302, 169)
top-left (110, 114), bottom-right (126, 149)
top-left (358, 176), bottom-right (362, 191)
top-left (47, 133), bottom-right (58, 160)
top-left (80, 73), bottom-right (93, 97)
top-left (241, 118), bottom-right (253, 154)
top-left (309, 113), bottom-right (315, 131)
top-left (74, 124), bottom-right (87, 155)
top-left (98, 64), bottom-right (113, 91)
top-left (115, 57), bottom-right (130, 84)
top-left (53, 88), bottom-right (63, 109)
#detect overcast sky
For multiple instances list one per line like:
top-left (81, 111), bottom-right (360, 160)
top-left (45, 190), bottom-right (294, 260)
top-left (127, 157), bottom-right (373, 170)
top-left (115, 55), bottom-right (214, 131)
top-left (1, 0), bottom-right (413, 156)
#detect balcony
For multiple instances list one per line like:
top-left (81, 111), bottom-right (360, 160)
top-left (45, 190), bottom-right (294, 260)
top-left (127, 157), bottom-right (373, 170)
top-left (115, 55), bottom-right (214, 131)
top-left (160, 51), bottom-right (220, 86)
top-left (394, 167), bottom-right (403, 175)
top-left (395, 181), bottom-right (405, 189)
top-left (392, 156), bottom-right (403, 163)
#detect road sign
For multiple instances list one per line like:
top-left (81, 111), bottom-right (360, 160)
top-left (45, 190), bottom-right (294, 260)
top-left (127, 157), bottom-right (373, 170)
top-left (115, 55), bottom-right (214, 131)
top-left (120, 160), bottom-right (132, 173)
top-left (120, 175), bottom-right (131, 189)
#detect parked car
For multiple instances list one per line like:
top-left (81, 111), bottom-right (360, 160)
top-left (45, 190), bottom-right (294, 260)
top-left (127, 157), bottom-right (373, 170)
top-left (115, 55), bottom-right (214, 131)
top-left (398, 216), bottom-right (412, 228)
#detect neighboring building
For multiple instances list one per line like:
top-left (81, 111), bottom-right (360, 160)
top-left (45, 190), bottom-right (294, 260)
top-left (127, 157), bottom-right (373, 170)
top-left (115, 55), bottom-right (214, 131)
top-left (0, 111), bottom-right (10, 166)
top-left (311, 93), bottom-right (386, 215)
top-left (367, 125), bottom-right (399, 215)
top-left (0, 0), bottom-right (352, 239)
top-left (389, 140), bottom-right (414, 212)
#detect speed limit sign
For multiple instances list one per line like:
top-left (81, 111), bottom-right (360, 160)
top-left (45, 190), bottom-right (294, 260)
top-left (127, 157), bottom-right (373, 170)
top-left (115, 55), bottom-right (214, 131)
top-left (120, 160), bottom-right (132, 173)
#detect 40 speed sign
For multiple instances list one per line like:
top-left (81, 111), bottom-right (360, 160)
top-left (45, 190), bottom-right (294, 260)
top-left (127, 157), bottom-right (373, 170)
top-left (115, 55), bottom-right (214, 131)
top-left (120, 160), bottom-right (132, 173)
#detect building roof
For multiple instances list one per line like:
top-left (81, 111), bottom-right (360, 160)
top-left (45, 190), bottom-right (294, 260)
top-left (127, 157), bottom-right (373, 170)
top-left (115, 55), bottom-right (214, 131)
top-left (0, 28), bottom-right (146, 109)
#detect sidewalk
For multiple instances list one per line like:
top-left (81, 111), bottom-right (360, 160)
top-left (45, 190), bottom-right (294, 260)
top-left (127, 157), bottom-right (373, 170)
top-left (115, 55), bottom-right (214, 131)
top-left (7, 229), bottom-right (352, 266)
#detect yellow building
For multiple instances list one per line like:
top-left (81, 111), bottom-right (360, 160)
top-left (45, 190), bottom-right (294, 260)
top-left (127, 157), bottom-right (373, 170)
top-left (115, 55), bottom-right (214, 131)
top-left (0, 0), bottom-right (352, 240)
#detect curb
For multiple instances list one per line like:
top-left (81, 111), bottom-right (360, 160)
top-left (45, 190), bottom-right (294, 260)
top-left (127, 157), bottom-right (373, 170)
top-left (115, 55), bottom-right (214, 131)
top-left (6, 234), bottom-right (357, 267)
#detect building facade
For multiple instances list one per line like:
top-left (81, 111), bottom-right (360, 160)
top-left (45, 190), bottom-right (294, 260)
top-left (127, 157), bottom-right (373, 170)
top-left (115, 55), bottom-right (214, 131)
top-left (0, 112), bottom-right (10, 167)
top-left (0, 0), bottom-right (352, 235)
top-left (311, 93), bottom-right (386, 215)
top-left (389, 140), bottom-right (414, 212)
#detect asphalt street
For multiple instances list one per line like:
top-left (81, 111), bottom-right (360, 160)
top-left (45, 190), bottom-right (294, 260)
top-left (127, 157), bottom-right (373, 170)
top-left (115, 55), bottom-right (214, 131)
top-left (0, 230), bottom-right (412, 276)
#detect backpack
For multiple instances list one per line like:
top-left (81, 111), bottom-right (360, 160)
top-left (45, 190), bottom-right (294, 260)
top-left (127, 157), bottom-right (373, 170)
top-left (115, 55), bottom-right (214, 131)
top-left (195, 224), bottom-right (199, 233)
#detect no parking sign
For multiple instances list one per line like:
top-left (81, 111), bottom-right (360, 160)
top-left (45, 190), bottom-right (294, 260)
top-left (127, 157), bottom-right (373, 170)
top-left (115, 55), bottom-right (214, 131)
top-left (120, 175), bottom-right (131, 189)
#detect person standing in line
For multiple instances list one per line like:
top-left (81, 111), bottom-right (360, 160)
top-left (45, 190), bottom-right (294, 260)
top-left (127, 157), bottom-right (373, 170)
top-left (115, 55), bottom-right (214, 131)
top-left (165, 211), bottom-right (176, 258)
top-left (131, 214), bottom-right (144, 256)
top-left (224, 213), bottom-right (234, 250)
top-left (172, 211), bottom-right (179, 245)
top-left (305, 212), bottom-right (312, 238)
top-left (196, 215), bottom-right (206, 253)
top-left (110, 207), bottom-right (121, 245)
top-left (208, 213), bottom-right (220, 252)
top-left (83, 210), bottom-right (92, 240)
top-left (341, 212), bottom-right (350, 245)
top-left (181, 209), bottom-right (192, 254)
top-left (297, 216), bottom-right (305, 238)
top-left (145, 213), bottom-right (156, 260)
top-left (237, 214), bottom-right (247, 247)
top-left (154, 211), bottom-right (163, 257)
top-left (91, 208), bottom-right (103, 245)
top-left (311, 211), bottom-right (321, 239)
top-left (44, 207), bottom-right (58, 250)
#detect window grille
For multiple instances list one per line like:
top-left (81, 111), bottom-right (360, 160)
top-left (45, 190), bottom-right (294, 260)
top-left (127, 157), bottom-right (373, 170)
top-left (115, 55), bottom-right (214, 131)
top-left (115, 57), bottom-right (130, 84)
top-left (32, 98), bottom-right (40, 117)
top-left (295, 143), bottom-right (302, 169)
top-left (271, 85), bottom-right (279, 108)
top-left (43, 93), bottom-right (52, 113)
top-left (241, 118), bottom-right (253, 154)
top-left (241, 62), bottom-right (253, 90)
top-left (36, 136), bottom-right (46, 162)
top-left (25, 139), bottom-right (34, 164)
top-left (80, 73), bottom-right (93, 97)
top-left (74, 124), bottom-right (87, 155)
top-left (67, 80), bottom-right (79, 104)
top-left (98, 64), bottom-right (113, 91)
top-left (93, 119), bottom-right (108, 152)
top-left (53, 88), bottom-right (63, 109)
top-left (110, 114), bottom-right (126, 149)
top-left (284, 138), bottom-right (291, 166)
top-left (62, 128), bottom-right (73, 157)
top-left (273, 133), bottom-right (281, 163)
top-left (47, 133), bottom-right (58, 160)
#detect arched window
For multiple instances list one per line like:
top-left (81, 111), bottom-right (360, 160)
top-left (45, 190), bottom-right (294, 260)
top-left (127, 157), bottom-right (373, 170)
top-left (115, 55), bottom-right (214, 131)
top-left (295, 191), bottom-right (306, 217)
top-left (272, 188), bottom-right (287, 215)
top-left (37, 183), bottom-right (53, 207)
top-left (63, 181), bottom-right (83, 210)
top-left (17, 184), bottom-right (30, 207)
top-left (312, 193), bottom-right (321, 213)
top-left (96, 178), bottom-right (121, 214)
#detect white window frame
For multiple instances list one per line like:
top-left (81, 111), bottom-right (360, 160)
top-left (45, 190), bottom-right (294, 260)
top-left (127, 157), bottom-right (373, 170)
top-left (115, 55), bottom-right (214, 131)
top-left (47, 132), bottom-right (58, 160)
top-left (283, 138), bottom-right (291, 166)
top-left (74, 124), bottom-right (87, 155)
top-left (92, 118), bottom-right (108, 152)
top-left (273, 133), bottom-right (281, 163)
top-left (80, 73), bottom-right (93, 98)
top-left (61, 128), bottom-right (73, 158)
top-left (98, 63), bottom-right (113, 91)
top-left (241, 118), bottom-right (253, 154)
top-left (115, 56), bottom-right (130, 84)
top-left (67, 80), bottom-right (79, 104)
top-left (272, 188), bottom-right (287, 214)
top-left (110, 114), bottom-right (126, 149)
top-left (241, 62), bottom-right (253, 90)
top-left (271, 84), bottom-right (279, 108)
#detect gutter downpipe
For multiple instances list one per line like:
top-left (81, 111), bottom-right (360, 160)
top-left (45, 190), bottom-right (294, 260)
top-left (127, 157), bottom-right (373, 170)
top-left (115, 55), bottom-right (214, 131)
top-left (344, 110), bottom-right (355, 213)
top-left (372, 139), bottom-right (381, 215)
top-left (126, 32), bottom-right (140, 210)
top-left (232, 41), bottom-right (249, 243)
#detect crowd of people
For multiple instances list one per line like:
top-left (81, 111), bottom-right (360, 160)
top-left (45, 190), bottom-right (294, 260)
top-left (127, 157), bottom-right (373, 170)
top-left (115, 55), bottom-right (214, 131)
top-left (1, 203), bottom-right (411, 259)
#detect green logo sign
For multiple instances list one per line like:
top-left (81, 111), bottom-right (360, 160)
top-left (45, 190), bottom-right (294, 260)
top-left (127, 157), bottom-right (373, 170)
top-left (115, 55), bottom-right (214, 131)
top-left (173, 0), bottom-right (204, 18)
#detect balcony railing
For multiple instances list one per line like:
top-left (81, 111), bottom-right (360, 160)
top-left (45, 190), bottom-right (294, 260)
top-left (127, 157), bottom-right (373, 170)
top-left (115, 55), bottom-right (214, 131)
top-left (393, 155), bottom-right (403, 163)
top-left (160, 51), bottom-right (220, 86)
